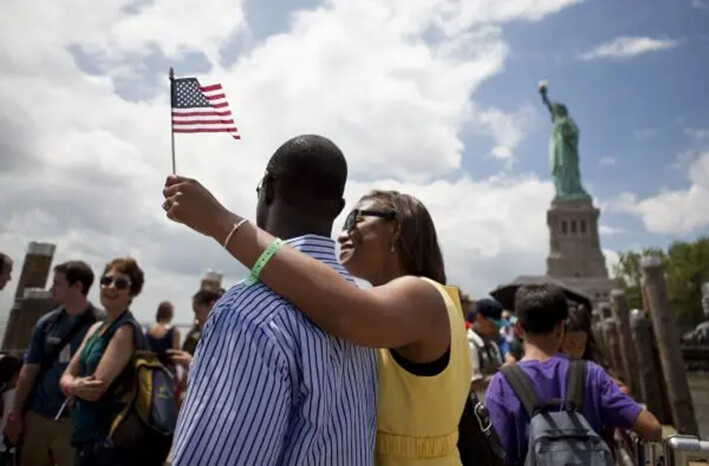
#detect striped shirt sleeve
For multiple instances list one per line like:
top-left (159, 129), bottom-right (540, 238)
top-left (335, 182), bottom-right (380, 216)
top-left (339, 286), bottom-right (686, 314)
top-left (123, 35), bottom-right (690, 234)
top-left (172, 313), bottom-right (293, 465)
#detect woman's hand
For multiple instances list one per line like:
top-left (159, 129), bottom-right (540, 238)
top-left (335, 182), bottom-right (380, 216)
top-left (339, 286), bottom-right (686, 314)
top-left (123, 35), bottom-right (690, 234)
top-left (167, 349), bottom-right (193, 369)
top-left (71, 376), bottom-right (105, 402)
top-left (162, 175), bottom-right (234, 242)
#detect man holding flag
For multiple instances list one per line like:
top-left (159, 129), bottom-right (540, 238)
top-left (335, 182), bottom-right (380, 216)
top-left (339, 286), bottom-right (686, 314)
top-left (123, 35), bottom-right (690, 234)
top-left (170, 135), bottom-right (377, 466)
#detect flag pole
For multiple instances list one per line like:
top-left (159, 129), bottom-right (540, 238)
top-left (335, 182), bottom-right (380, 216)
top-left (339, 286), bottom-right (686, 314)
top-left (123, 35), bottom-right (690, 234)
top-left (169, 67), bottom-right (176, 174)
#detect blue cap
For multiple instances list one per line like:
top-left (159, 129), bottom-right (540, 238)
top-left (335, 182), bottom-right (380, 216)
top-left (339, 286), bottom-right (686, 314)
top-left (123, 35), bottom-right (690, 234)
top-left (475, 299), bottom-right (511, 328)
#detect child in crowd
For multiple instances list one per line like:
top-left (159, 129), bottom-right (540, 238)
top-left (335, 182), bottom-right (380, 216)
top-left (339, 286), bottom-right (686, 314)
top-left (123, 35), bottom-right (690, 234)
top-left (485, 284), bottom-right (662, 465)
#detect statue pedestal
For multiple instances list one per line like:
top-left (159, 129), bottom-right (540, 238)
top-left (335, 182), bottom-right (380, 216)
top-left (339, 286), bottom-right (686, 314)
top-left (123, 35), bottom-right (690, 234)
top-left (546, 198), bottom-right (614, 304)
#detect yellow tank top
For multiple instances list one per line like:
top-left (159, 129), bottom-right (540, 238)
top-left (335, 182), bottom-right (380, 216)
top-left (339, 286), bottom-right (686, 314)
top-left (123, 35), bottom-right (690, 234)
top-left (375, 278), bottom-right (472, 466)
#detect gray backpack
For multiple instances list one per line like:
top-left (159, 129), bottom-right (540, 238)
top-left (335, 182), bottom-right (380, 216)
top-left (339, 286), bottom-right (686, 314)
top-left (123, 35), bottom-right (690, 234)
top-left (500, 360), bottom-right (614, 466)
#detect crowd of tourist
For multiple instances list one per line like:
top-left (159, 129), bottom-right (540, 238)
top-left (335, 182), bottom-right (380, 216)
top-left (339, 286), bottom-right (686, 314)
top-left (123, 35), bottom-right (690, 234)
top-left (0, 134), bottom-right (663, 465)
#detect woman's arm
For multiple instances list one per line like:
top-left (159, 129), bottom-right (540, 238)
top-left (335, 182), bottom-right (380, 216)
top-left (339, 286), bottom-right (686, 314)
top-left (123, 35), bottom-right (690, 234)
top-left (163, 176), bottom-right (448, 349)
top-left (91, 325), bottom-right (135, 394)
top-left (59, 322), bottom-right (103, 400)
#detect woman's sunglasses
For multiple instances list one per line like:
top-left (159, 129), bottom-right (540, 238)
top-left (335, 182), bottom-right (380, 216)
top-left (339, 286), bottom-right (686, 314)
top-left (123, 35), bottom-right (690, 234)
top-left (343, 209), bottom-right (396, 231)
top-left (100, 276), bottom-right (131, 290)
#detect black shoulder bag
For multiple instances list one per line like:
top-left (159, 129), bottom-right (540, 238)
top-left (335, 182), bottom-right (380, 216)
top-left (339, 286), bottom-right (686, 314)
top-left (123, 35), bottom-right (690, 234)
top-left (458, 387), bottom-right (506, 466)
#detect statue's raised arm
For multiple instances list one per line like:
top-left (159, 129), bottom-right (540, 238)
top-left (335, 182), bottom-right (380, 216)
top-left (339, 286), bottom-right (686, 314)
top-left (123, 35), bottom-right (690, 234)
top-left (538, 81), bottom-right (554, 119)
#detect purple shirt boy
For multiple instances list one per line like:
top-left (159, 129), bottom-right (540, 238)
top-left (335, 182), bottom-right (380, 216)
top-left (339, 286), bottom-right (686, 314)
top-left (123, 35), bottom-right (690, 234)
top-left (486, 354), bottom-right (642, 465)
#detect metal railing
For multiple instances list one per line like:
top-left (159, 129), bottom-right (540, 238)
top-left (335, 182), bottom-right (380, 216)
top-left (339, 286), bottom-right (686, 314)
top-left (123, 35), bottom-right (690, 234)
top-left (617, 432), bottom-right (709, 465)
top-left (664, 435), bottom-right (709, 465)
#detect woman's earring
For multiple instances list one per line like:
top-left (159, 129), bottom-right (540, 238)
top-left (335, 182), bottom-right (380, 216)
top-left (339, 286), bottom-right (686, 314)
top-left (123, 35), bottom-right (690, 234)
top-left (390, 244), bottom-right (396, 253)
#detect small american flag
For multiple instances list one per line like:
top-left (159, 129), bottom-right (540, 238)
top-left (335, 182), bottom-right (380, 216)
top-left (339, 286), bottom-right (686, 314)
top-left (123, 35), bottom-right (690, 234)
top-left (171, 77), bottom-right (240, 140)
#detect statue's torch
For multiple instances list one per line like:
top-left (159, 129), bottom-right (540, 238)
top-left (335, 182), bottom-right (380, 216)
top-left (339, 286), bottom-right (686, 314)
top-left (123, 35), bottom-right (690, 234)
top-left (538, 80), bottom-right (548, 96)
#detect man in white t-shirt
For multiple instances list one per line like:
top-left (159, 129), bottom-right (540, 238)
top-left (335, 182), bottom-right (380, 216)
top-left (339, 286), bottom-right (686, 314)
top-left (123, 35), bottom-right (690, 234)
top-left (465, 298), bottom-right (509, 400)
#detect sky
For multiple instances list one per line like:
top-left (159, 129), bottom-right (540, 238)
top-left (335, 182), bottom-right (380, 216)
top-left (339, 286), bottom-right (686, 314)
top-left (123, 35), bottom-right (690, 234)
top-left (1, 0), bottom-right (708, 327)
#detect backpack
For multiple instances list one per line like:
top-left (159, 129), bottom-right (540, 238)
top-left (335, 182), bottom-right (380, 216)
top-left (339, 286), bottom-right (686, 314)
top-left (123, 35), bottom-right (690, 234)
top-left (500, 360), bottom-right (614, 466)
top-left (108, 321), bottom-right (178, 466)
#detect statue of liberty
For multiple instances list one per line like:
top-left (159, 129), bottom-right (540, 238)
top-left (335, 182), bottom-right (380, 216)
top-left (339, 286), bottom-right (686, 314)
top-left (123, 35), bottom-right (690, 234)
top-left (538, 81), bottom-right (590, 201)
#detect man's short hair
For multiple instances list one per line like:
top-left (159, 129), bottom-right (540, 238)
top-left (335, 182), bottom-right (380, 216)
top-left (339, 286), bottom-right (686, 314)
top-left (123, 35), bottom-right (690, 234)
top-left (54, 261), bottom-right (94, 296)
top-left (193, 289), bottom-right (220, 306)
top-left (266, 135), bottom-right (347, 208)
top-left (515, 284), bottom-right (568, 335)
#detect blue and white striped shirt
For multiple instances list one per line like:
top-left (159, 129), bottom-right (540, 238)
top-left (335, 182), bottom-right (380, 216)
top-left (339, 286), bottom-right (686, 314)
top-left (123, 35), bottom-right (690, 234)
top-left (172, 235), bottom-right (377, 466)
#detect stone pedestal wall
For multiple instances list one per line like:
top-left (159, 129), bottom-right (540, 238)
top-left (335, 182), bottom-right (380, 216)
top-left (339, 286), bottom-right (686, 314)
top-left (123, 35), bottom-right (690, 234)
top-left (559, 276), bottom-right (615, 306)
top-left (546, 198), bottom-right (614, 307)
top-left (547, 198), bottom-right (608, 279)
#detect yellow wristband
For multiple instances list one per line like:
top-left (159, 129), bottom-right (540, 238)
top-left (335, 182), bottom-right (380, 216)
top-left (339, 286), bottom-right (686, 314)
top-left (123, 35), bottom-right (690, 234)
top-left (244, 238), bottom-right (284, 285)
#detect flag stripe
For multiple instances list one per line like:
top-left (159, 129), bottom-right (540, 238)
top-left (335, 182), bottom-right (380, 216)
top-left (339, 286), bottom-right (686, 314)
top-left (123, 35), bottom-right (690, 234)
top-left (174, 127), bottom-right (239, 133)
top-left (173, 119), bottom-right (235, 125)
top-left (172, 110), bottom-right (232, 117)
top-left (200, 84), bottom-right (222, 92)
top-left (210, 102), bottom-right (229, 108)
top-left (206, 93), bottom-right (226, 100)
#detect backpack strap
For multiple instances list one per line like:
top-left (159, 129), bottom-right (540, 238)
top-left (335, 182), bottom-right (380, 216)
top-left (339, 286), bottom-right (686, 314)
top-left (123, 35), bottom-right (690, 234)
top-left (500, 365), bottom-right (539, 418)
top-left (566, 359), bottom-right (587, 412)
top-left (108, 319), bottom-right (151, 439)
top-left (39, 307), bottom-right (96, 375)
top-left (126, 319), bottom-right (149, 351)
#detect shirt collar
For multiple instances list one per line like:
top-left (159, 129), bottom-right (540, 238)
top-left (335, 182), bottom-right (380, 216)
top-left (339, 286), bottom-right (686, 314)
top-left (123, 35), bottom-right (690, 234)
top-left (284, 234), bottom-right (338, 261)
top-left (467, 328), bottom-right (484, 348)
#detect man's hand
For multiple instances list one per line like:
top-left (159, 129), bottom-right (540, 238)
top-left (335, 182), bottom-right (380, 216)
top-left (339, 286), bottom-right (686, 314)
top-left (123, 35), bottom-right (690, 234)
top-left (167, 349), bottom-right (193, 369)
top-left (162, 175), bottom-right (233, 241)
top-left (3, 412), bottom-right (24, 444)
top-left (72, 376), bottom-right (105, 402)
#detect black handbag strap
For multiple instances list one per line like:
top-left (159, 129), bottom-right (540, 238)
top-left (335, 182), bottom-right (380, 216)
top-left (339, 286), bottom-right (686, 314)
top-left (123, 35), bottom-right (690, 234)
top-left (500, 364), bottom-right (539, 418)
top-left (566, 359), bottom-right (587, 412)
top-left (467, 389), bottom-right (506, 460)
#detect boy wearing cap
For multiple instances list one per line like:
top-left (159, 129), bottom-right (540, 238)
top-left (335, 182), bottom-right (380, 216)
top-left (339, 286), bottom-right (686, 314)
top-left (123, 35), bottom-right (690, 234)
top-left (468, 298), bottom-right (509, 399)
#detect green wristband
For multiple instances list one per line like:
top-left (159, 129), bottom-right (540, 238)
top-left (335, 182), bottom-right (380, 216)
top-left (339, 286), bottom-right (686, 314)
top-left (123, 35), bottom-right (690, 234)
top-left (244, 238), bottom-right (284, 286)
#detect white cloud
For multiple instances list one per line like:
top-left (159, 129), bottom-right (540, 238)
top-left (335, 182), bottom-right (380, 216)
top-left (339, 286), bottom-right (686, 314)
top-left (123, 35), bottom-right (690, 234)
top-left (477, 104), bottom-right (536, 160)
top-left (581, 36), bottom-right (680, 61)
top-left (344, 175), bottom-right (555, 295)
top-left (609, 151), bottom-right (709, 234)
top-left (686, 128), bottom-right (709, 141)
top-left (0, 0), bottom-right (247, 74)
top-left (692, 0), bottom-right (708, 9)
top-left (433, 0), bottom-right (585, 36)
top-left (599, 157), bottom-right (616, 166)
top-left (0, 0), bottom-right (581, 325)
top-left (599, 225), bottom-right (623, 235)
top-left (492, 146), bottom-right (514, 159)
top-left (634, 128), bottom-right (658, 141)
top-left (603, 249), bottom-right (620, 279)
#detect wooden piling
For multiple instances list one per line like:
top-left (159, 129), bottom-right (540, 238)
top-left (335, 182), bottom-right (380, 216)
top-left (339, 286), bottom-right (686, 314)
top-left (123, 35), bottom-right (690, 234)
top-left (641, 256), bottom-right (698, 435)
top-left (603, 317), bottom-right (626, 382)
top-left (611, 289), bottom-right (642, 400)
top-left (630, 309), bottom-right (671, 423)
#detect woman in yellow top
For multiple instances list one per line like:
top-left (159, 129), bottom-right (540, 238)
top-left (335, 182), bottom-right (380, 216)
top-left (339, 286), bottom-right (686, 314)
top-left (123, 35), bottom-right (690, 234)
top-left (163, 176), bottom-right (471, 465)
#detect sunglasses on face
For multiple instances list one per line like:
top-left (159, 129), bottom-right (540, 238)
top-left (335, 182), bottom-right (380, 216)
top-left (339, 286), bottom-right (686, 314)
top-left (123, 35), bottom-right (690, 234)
top-left (100, 276), bottom-right (131, 290)
top-left (343, 209), bottom-right (396, 231)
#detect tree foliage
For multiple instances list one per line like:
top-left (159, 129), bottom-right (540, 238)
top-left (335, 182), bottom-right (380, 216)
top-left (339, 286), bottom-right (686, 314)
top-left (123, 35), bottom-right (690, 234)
top-left (614, 237), bottom-right (709, 330)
